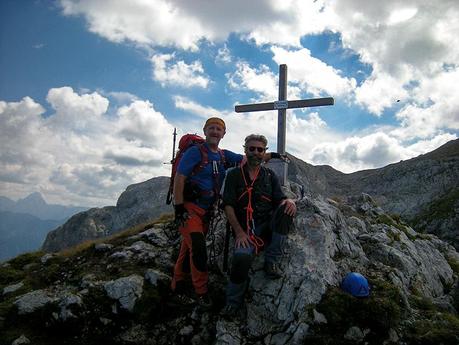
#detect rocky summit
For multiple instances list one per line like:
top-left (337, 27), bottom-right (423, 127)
top-left (1, 182), bottom-right (458, 345)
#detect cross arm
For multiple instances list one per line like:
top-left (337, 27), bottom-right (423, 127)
top-left (235, 97), bottom-right (334, 113)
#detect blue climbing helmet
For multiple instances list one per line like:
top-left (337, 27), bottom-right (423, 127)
top-left (341, 272), bottom-right (370, 297)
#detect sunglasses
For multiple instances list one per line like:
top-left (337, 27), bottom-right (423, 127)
top-left (248, 146), bottom-right (266, 153)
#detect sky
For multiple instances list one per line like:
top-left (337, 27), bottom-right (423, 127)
top-left (0, 0), bottom-right (458, 207)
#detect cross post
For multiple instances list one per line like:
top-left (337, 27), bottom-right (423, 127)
top-left (235, 64), bottom-right (334, 185)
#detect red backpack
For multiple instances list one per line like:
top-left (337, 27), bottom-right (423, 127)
top-left (166, 134), bottom-right (226, 204)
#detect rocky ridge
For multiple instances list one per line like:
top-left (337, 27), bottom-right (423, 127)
top-left (42, 176), bottom-right (172, 252)
top-left (1, 185), bottom-right (458, 345)
top-left (288, 139), bottom-right (459, 249)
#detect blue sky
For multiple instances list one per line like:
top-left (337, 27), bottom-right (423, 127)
top-left (1, 0), bottom-right (458, 206)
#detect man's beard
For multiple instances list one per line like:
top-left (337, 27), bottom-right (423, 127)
top-left (247, 155), bottom-right (263, 166)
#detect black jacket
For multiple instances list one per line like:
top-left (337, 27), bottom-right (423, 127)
top-left (222, 164), bottom-right (286, 228)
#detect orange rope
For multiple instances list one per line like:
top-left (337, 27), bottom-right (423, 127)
top-left (240, 164), bottom-right (264, 254)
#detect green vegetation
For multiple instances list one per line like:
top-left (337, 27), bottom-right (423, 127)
top-left (306, 277), bottom-right (404, 344)
top-left (404, 311), bottom-right (459, 345)
top-left (446, 256), bottom-right (459, 275)
top-left (410, 188), bottom-right (459, 232)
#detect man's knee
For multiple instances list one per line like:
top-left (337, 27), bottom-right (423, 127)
top-left (230, 254), bottom-right (252, 284)
top-left (190, 232), bottom-right (207, 272)
top-left (272, 204), bottom-right (293, 235)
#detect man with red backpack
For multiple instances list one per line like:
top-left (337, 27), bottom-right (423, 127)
top-left (171, 117), bottom-right (240, 308)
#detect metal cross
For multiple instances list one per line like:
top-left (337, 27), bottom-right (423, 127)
top-left (235, 64), bottom-right (334, 185)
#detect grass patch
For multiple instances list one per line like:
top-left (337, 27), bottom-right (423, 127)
top-left (446, 256), bottom-right (459, 275)
top-left (410, 189), bottom-right (459, 231)
top-left (307, 277), bottom-right (403, 344)
top-left (404, 312), bottom-right (459, 345)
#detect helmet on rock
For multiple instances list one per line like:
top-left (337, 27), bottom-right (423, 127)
top-left (341, 272), bottom-right (370, 297)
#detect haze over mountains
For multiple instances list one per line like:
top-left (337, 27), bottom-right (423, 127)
top-left (0, 193), bottom-right (88, 261)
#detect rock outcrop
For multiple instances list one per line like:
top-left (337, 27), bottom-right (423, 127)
top-left (42, 176), bottom-right (172, 252)
top-left (289, 139), bottom-right (459, 249)
top-left (1, 186), bottom-right (458, 345)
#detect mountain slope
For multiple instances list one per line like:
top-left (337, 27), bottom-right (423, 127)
top-left (42, 176), bottom-right (172, 252)
top-left (0, 211), bottom-right (60, 261)
top-left (289, 138), bottom-right (459, 248)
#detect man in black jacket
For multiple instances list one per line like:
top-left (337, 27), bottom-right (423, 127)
top-left (221, 134), bottom-right (296, 317)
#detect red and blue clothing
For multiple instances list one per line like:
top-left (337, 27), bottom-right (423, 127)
top-left (172, 144), bottom-right (243, 295)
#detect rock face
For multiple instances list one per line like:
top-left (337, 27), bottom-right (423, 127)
top-left (1, 187), bottom-right (458, 345)
top-left (289, 139), bottom-right (459, 249)
top-left (42, 176), bottom-right (172, 252)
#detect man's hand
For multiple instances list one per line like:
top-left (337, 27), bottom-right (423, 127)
top-left (281, 198), bottom-right (296, 216)
top-left (270, 152), bottom-right (290, 163)
top-left (235, 229), bottom-right (251, 249)
top-left (174, 204), bottom-right (188, 226)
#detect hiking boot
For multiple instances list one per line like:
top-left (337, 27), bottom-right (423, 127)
top-left (196, 293), bottom-right (212, 310)
top-left (264, 262), bottom-right (282, 279)
top-left (220, 304), bottom-right (240, 319)
top-left (169, 292), bottom-right (195, 306)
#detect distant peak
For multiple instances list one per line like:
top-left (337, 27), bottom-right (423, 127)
top-left (22, 192), bottom-right (47, 204)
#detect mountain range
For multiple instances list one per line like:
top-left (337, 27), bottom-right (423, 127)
top-left (0, 193), bottom-right (88, 261)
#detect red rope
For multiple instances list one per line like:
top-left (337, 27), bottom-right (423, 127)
top-left (240, 164), bottom-right (264, 254)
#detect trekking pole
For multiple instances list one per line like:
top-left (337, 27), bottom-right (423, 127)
top-left (223, 221), bottom-right (231, 273)
top-left (165, 128), bottom-right (177, 204)
top-left (171, 127), bottom-right (177, 163)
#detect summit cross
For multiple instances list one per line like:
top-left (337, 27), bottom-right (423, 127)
top-left (234, 64), bottom-right (334, 185)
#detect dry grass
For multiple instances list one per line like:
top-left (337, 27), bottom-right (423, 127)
top-left (57, 212), bottom-right (174, 258)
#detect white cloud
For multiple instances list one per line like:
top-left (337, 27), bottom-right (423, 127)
top-left (216, 44), bottom-right (232, 64)
top-left (309, 131), bottom-right (457, 173)
top-left (59, 0), bottom-right (328, 50)
top-left (0, 88), bottom-right (174, 206)
top-left (355, 71), bottom-right (409, 115)
top-left (46, 86), bottom-right (109, 132)
top-left (151, 53), bottom-right (210, 88)
top-left (227, 62), bottom-right (279, 101)
top-left (324, 0), bottom-right (459, 116)
top-left (271, 46), bottom-right (357, 99)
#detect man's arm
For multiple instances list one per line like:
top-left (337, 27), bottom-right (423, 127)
top-left (173, 173), bottom-right (188, 225)
top-left (173, 173), bottom-right (186, 205)
top-left (224, 205), bottom-right (250, 249)
top-left (270, 170), bottom-right (297, 217)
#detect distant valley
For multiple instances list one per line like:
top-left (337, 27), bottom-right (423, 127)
top-left (0, 193), bottom-right (88, 261)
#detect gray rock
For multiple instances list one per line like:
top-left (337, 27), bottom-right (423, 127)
top-left (215, 320), bottom-right (242, 345)
top-left (179, 325), bottom-right (193, 336)
top-left (145, 269), bottom-right (169, 286)
top-left (14, 290), bottom-right (56, 315)
top-left (94, 243), bottom-right (114, 252)
top-left (3, 282), bottom-right (24, 296)
top-left (11, 334), bottom-right (30, 345)
top-left (344, 326), bottom-right (366, 341)
top-left (40, 253), bottom-right (54, 264)
top-left (312, 309), bottom-right (327, 324)
top-left (58, 294), bottom-right (83, 321)
top-left (104, 274), bottom-right (144, 312)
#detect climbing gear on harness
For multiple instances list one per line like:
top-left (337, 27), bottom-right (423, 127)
top-left (238, 164), bottom-right (264, 254)
top-left (341, 272), bottom-right (370, 297)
